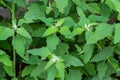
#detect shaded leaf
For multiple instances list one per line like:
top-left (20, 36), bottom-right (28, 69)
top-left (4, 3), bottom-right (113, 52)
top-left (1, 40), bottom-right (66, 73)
top-left (83, 44), bottom-right (94, 63)
top-left (91, 47), bottom-right (113, 62)
top-left (97, 62), bottom-right (108, 80)
top-left (62, 55), bottom-right (83, 67)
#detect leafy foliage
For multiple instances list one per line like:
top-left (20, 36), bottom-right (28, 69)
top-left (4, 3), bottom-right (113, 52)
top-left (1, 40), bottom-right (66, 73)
top-left (0, 0), bottom-right (120, 80)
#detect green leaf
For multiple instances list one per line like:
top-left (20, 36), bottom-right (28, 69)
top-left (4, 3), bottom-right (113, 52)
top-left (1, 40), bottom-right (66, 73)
top-left (67, 69), bottom-right (82, 80)
top-left (77, 7), bottom-right (89, 26)
top-left (99, 3), bottom-right (111, 17)
top-left (47, 65), bottom-right (57, 80)
top-left (87, 3), bottom-right (100, 14)
top-left (0, 54), bottom-right (12, 66)
top-left (47, 34), bottom-right (59, 52)
top-left (17, 27), bottom-right (31, 39)
top-left (55, 0), bottom-right (69, 13)
top-left (6, 0), bottom-right (25, 7)
top-left (55, 62), bottom-right (65, 80)
top-left (0, 50), bottom-right (5, 55)
top-left (30, 62), bottom-right (46, 77)
top-left (91, 47), bottom-right (113, 62)
top-left (27, 47), bottom-right (51, 59)
top-left (59, 26), bottom-right (72, 39)
top-left (3, 66), bottom-right (13, 77)
top-left (32, 27), bottom-right (46, 37)
top-left (97, 62), bottom-right (108, 80)
top-left (55, 42), bottom-right (69, 56)
top-left (84, 62), bottom-right (96, 76)
top-left (56, 18), bottom-right (65, 27)
top-left (0, 26), bottom-right (14, 40)
top-left (110, 0), bottom-right (120, 12)
top-left (21, 65), bottom-right (35, 77)
top-left (12, 35), bottom-right (26, 57)
top-left (87, 23), bottom-right (113, 44)
top-left (83, 44), bottom-right (94, 63)
top-left (24, 3), bottom-right (45, 23)
top-left (114, 23), bottom-right (120, 44)
top-left (43, 26), bottom-right (58, 37)
top-left (71, 27), bottom-right (84, 37)
top-left (62, 55), bottom-right (83, 67)
top-left (45, 58), bottom-right (56, 70)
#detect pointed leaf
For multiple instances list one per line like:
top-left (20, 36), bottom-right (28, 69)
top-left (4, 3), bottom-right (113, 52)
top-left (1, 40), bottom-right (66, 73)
top-left (55, 0), bottom-right (69, 13)
top-left (91, 47), bottom-right (113, 62)
top-left (47, 65), bottom-right (57, 80)
top-left (12, 35), bottom-right (26, 57)
top-left (62, 55), bottom-right (83, 67)
top-left (47, 34), bottom-right (59, 52)
top-left (0, 26), bottom-right (14, 40)
top-left (21, 65), bottom-right (35, 77)
top-left (55, 62), bottom-right (65, 80)
top-left (83, 44), bottom-right (94, 63)
top-left (43, 26), bottom-right (58, 37)
top-left (97, 62), bottom-right (108, 80)
top-left (27, 47), bottom-right (51, 58)
top-left (17, 27), bottom-right (31, 39)
top-left (87, 23), bottom-right (113, 44)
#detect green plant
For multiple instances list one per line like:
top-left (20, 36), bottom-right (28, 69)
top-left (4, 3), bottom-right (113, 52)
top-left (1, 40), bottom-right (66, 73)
top-left (0, 0), bottom-right (120, 80)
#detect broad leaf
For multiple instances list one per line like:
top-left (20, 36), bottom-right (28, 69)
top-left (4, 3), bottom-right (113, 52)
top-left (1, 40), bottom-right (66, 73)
top-left (12, 35), bottom-right (26, 57)
top-left (55, 42), bottom-right (69, 56)
top-left (0, 54), bottom-right (12, 66)
top-left (21, 65), bottom-right (35, 77)
top-left (55, 0), bottom-right (69, 13)
top-left (24, 3), bottom-right (45, 23)
top-left (47, 65), bottom-right (57, 80)
top-left (6, 0), bottom-right (25, 7)
top-left (47, 34), bottom-right (59, 52)
top-left (59, 26), bottom-right (72, 39)
top-left (77, 7), bottom-right (89, 26)
top-left (62, 55), bottom-right (83, 67)
top-left (0, 26), bottom-right (14, 40)
top-left (97, 62), bottom-right (108, 80)
top-left (114, 23), bottom-right (120, 44)
top-left (30, 62), bottom-right (46, 77)
top-left (55, 62), bottom-right (65, 80)
top-left (71, 27), bottom-right (84, 37)
top-left (84, 62), bottom-right (96, 76)
top-left (17, 27), bottom-right (31, 39)
top-left (3, 66), bottom-right (13, 77)
top-left (43, 26), bottom-right (58, 37)
top-left (91, 47), bottom-right (113, 62)
top-left (83, 44), bottom-right (94, 63)
top-left (67, 69), bottom-right (82, 80)
top-left (87, 23), bottom-right (113, 44)
top-left (27, 47), bottom-right (51, 59)
top-left (0, 50), bottom-right (5, 55)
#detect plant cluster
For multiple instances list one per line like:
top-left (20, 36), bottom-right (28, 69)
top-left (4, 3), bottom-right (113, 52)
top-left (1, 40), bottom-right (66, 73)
top-left (0, 0), bottom-right (120, 80)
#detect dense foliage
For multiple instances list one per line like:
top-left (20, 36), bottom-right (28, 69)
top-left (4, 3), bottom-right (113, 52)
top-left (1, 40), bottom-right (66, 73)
top-left (0, 0), bottom-right (120, 80)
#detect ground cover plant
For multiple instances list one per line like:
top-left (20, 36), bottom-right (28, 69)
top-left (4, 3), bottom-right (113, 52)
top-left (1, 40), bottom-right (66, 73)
top-left (0, 0), bottom-right (120, 80)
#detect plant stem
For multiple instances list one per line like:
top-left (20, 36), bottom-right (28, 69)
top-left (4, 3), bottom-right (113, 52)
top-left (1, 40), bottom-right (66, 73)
top-left (11, 2), bottom-right (16, 78)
